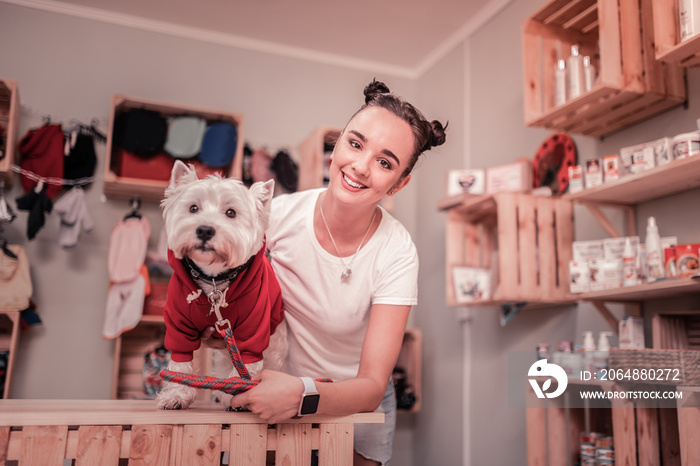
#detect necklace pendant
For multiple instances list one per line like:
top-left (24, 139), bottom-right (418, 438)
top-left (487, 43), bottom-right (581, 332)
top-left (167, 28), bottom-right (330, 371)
top-left (341, 269), bottom-right (352, 280)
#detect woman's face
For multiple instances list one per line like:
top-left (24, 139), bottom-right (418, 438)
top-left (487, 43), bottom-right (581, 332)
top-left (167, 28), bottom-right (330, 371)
top-left (329, 106), bottom-right (414, 207)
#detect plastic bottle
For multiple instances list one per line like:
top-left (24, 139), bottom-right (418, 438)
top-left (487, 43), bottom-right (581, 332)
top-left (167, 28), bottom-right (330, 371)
top-left (645, 216), bottom-right (665, 282)
top-left (593, 331), bottom-right (614, 378)
top-left (583, 56), bottom-right (597, 92)
top-left (555, 59), bottom-right (567, 107)
top-left (622, 237), bottom-right (638, 287)
top-left (568, 45), bottom-right (585, 100)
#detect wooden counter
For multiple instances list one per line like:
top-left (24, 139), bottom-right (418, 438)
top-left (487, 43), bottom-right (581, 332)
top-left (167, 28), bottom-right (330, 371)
top-left (0, 399), bottom-right (383, 465)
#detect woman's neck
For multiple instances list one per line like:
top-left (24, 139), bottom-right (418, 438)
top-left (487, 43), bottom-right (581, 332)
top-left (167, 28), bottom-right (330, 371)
top-left (315, 190), bottom-right (380, 256)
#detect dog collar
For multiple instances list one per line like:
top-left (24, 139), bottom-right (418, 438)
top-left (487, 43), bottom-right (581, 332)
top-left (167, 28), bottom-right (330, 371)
top-left (182, 255), bottom-right (254, 287)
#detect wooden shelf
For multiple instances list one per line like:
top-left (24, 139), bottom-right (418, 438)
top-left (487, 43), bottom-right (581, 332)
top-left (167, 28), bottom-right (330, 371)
top-left (576, 277), bottom-right (700, 302)
top-left (651, 0), bottom-right (700, 67)
top-left (522, 0), bottom-right (686, 137)
top-left (564, 155), bottom-right (700, 204)
top-left (104, 95), bottom-right (244, 202)
top-left (0, 78), bottom-right (19, 187)
top-left (0, 310), bottom-right (20, 399)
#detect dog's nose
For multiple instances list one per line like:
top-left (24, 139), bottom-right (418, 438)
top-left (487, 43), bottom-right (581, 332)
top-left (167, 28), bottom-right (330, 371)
top-left (196, 225), bottom-right (216, 242)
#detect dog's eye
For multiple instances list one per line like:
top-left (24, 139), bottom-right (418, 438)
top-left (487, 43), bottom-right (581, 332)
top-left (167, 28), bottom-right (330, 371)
top-left (189, 205), bottom-right (198, 213)
top-left (226, 208), bottom-right (236, 218)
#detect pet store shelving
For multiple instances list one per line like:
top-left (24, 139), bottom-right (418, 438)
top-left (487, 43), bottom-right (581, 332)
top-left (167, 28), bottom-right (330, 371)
top-left (0, 309), bottom-right (21, 399)
top-left (521, 0), bottom-right (686, 138)
top-left (0, 78), bottom-right (20, 187)
top-left (103, 95), bottom-right (244, 202)
top-left (651, 0), bottom-right (700, 67)
top-left (438, 192), bottom-right (575, 307)
top-left (298, 126), bottom-right (341, 191)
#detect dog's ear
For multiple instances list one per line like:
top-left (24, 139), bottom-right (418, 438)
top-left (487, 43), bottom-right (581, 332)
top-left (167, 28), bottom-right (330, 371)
top-left (168, 160), bottom-right (198, 189)
top-left (249, 179), bottom-right (275, 229)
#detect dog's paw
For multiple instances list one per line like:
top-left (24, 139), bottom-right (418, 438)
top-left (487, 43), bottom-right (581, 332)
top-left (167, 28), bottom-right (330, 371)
top-left (156, 384), bottom-right (198, 410)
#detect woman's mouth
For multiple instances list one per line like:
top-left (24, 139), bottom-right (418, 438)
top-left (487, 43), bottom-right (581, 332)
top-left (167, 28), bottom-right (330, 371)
top-left (343, 172), bottom-right (367, 189)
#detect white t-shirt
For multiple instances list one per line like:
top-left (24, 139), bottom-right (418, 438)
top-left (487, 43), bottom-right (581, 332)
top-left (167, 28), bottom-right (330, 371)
top-left (267, 188), bottom-right (418, 382)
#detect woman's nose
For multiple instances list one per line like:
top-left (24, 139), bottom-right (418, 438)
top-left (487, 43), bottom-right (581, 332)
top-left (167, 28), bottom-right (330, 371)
top-left (352, 153), bottom-right (370, 176)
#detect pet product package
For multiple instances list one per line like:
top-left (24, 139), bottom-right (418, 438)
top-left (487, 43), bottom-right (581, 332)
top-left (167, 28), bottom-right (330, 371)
top-left (452, 266), bottom-right (491, 303)
top-left (569, 261), bottom-right (590, 293)
top-left (446, 169), bottom-right (485, 196)
top-left (603, 155), bottom-right (620, 182)
top-left (671, 131), bottom-right (700, 159)
top-left (486, 159), bottom-right (532, 194)
top-left (619, 138), bottom-right (668, 174)
top-left (584, 159), bottom-right (603, 188)
top-left (619, 316), bottom-right (645, 349)
top-left (675, 243), bottom-right (700, 277)
top-left (572, 240), bottom-right (604, 263)
top-left (568, 165), bottom-right (584, 194)
top-left (603, 236), bottom-right (639, 260)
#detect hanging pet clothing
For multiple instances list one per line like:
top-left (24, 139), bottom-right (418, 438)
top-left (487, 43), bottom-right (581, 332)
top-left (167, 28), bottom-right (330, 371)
top-left (18, 124), bottom-right (64, 199)
top-left (15, 182), bottom-right (52, 240)
top-left (164, 116), bottom-right (206, 159)
top-left (53, 186), bottom-right (94, 248)
top-left (115, 109), bottom-right (168, 157)
top-left (249, 147), bottom-right (276, 184)
top-left (271, 149), bottom-right (299, 192)
top-left (0, 244), bottom-right (32, 310)
top-left (108, 216), bottom-right (151, 283)
top-left (198, 122), bottom-right (238, 167)
top-left (63, 131), bottom-right (97, 185)
top-left (102, 269), bottom-right (146, 339)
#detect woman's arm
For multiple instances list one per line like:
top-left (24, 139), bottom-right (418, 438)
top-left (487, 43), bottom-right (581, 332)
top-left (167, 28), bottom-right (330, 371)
top-left (229, 303), bottom-right (411, 423)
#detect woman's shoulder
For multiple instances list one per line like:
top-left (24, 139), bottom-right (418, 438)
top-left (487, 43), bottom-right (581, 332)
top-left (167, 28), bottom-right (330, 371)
top-left (272, 188), bottom-right (322, 214)
top-left (377, 208), bottom-right (416, 250)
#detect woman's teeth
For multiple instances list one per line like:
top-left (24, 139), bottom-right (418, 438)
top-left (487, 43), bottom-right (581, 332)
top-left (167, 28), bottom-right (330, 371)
top-left (343, 173), bottom-right (366, 189)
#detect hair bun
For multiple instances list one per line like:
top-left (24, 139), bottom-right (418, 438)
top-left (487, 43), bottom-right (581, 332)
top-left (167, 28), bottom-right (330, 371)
top-left (364, 79), bottom-right (391, 104)
top-left (422, 120), bottom-right (447, 151)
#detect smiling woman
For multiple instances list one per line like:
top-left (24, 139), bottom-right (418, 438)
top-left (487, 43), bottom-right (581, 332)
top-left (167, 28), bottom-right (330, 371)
top-left (229, 79), bottom-right (446, 466)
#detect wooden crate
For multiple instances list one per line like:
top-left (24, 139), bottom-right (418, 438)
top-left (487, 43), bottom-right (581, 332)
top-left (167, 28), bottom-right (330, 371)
top-left (522, 0), bottom-right (686, 138)
top-left (111, 316), bottom-right (212, 401)
top-left (394, 328), bottom-right (422, 413)
top-left (0, 399), bottom-right (383, 466)
top-left (652, 0), bottom-right (700, 67)
top-left (0, 78), bottom-right (20, 187)
top-left (0, 310), bottom-right (20, 399)
top-left (297, 125), bottom-right (340, 191)
top-left (652, 312), bottom-right (700, 350)
top-left (439, 192), bottom-right (574, 306)
top-left (104, 95), bottom-right (244, 202)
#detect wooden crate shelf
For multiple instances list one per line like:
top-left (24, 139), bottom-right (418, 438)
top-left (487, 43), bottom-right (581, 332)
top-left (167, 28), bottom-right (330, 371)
top-left (652, 0), bottom-right (700, 67)
top-left (395, 328), bottom-right (422, 413)
top-left (522, 0), bottom-right (686, 138)
top-left (576, 277), bottom-right (700, 302)
top-left (104, 95), bottom-right (244, 202)
top-left (0, 78), bottom-right (19, 187)
top-left (0, 310), bottom-right (20, 399)
top-left (298, 126), bottom-right (340, 191)
top-left (439, 192), bottom-right (575, 306)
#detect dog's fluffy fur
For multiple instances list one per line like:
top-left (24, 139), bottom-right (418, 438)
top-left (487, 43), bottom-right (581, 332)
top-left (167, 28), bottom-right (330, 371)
top-left (156, 160), bottom-right (286, 410)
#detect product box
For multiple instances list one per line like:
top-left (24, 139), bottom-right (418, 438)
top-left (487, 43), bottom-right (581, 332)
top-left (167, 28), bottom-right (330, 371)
top-left (671, 131), bottom-right (700, 159)
top-left (619, 138), bottom-right (668, 174)
top-left (568, 165), bottom-right (584, 194)
top-left (486, 159), bottom-right (532, 194)
top-left (584, 159), bottom-right (603, 188)
top-left (569, 261), bottom-right (590, 293)
top-left (619, 316), bottom-right (645, 349)
top-left (572, 240), bottom-right (605, 263)
top-left (452, 266), bottom-right (491, 303)
top-left (603, 236), bottom-right (639, 260)
top-left (446, 169), bottom-right (486, 196)
top-left (602, 155), bottom-right (620, 182)
top-left (675, 243), bottom-right (700, 277)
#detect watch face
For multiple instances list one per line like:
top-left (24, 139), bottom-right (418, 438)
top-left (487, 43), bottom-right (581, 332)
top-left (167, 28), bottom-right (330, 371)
top-left (300, 394), bottom-right (320, 415)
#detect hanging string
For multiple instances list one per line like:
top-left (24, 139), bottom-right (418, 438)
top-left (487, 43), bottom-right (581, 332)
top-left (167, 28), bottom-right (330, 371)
top-left (10, 164), bottom-right (96, 187)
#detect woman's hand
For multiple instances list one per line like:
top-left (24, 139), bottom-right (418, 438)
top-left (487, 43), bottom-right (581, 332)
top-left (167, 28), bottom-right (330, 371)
top-left (229, 370), bottom-right (304, 424)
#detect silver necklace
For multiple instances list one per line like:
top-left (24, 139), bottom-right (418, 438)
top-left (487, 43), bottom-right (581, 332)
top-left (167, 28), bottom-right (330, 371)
top-left (319, 202), bottom-right (377, 281)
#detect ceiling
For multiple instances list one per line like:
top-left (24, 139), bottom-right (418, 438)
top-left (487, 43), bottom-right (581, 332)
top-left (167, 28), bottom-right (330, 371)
top-left (8, 0), bottom-right (505, 77)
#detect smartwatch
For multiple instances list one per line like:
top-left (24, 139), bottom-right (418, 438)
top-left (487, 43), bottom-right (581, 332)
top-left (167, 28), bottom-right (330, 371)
top-left (297, 377), bottom-right (320, 416)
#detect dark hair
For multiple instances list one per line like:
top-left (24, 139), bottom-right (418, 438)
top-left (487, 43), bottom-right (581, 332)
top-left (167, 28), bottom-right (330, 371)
top-left (350, 79), bottom-right (447, 178)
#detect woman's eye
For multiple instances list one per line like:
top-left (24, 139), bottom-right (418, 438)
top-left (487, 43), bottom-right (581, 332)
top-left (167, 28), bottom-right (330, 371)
top-left (379, 159), bottom-right (392, 170)
top-left (349, 140), bottom-right (361, 150)
top-left (226, 208), bottom-right (237, 218)
top-left (189, 205), bottom-right (198, 213)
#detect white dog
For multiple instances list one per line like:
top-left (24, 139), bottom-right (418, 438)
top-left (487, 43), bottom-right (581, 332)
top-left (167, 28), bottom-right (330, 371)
top-left (156, 160), bottom-right (286, 410)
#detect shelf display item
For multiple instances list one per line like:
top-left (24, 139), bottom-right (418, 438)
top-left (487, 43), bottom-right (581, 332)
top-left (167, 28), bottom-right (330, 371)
top-left (532, 133), bottom-right (577, 195)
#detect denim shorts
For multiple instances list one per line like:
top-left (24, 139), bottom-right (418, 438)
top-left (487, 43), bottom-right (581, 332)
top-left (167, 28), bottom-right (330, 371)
top-left (353, 381), bottom-right (397, 465)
